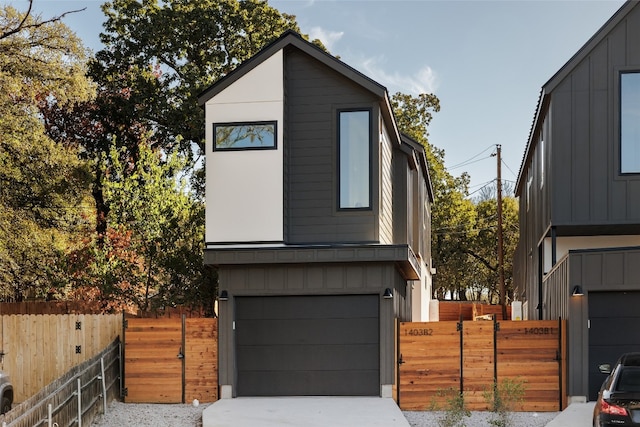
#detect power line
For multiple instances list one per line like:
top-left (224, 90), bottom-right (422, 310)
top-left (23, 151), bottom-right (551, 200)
top-left (446, 145), bottom-right (495, 170)
top-left (501, 159), bottom-right (518, 179)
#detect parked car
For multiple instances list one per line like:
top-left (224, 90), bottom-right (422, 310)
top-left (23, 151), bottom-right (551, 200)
top-left (0, 371), bottom-right (12, 414)
top-left (593, 352), bottom-right (640, 427)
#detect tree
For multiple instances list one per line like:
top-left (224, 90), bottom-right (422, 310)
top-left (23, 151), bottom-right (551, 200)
top-left (391, 92), bottom-right (478, 301)
top-left (91, 0), bottom-right (320, 155)
top-left (464, 195), bottom-right (519, 303)
top-left (68, 141), bottom-right (215, 313)
top-left (0, 4), bottom-right (95, 300)
top-left (51, 0), bottom-right (319, 311)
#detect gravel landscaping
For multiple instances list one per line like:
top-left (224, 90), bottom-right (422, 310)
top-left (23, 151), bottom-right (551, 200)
top-left (91, 401), bottom-right (560, 427)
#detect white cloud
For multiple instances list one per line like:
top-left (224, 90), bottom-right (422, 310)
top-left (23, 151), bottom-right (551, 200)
top-left (359, 55), bottom-right (439, 95)
top-left (307, 27), bottom-right (344, 52)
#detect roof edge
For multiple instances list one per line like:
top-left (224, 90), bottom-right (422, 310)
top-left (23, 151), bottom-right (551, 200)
top-left (197, 30), bottom-right (387, 107)
top-left (544, 0), bottom-right (637, 93)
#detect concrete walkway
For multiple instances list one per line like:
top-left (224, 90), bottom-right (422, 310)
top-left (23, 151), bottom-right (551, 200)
top-left (545, 402), bottom-right (595, 427)
top-left (202, 397), bottom-right (410, 427)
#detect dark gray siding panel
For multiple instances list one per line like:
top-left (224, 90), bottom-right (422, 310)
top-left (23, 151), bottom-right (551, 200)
top-left (551, 88), bottom-right (572, 224)
top-left (284, 47), bottom-right (380, 244)
top-left (549, 5), bottom-right (640, 227)
top-left (590, 89), bottom-right (608, 221)
top-left (559, 248), bottom-right (640, 398)
top-left (571, 62), bottom-right (590, 223)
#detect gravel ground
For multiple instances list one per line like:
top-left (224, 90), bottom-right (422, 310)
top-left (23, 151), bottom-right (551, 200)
top-left (403, 410), bottom-right (559, 426)
top-left (91, 401), bottom-right (560, 427)
top-left (91, 401), bottom-right (211, 427)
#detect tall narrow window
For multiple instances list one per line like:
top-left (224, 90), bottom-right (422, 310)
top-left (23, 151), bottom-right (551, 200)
top-left (539, 138), bottom-right (545, 189)
top-left (621, 72), bottom-right (640, 173)
top-left (339, 110), bottom-right (371, 209)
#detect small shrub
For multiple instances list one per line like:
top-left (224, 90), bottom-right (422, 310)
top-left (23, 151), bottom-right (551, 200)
top-left (482, 377), bottom-right (527, 427)
top-left (431, 388), bottom-right (470, 427)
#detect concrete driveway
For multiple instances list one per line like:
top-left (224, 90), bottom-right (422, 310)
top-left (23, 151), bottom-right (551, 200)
top-left (544, 401), bottom-right (595, 427)
top-left (202, 397), bottom-right (410, 427)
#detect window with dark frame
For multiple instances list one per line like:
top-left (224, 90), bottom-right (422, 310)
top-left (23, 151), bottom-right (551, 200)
top-left (213, 121), bottom-right (277, 151)
top-left (338, 110), bottom-right (371, 209)
top-left (620, 72), bottom-right (640, 173)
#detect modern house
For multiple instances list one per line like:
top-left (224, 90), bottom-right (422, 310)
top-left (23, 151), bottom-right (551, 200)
top-left (514, 0), bottom-right (640, 402)
top-left (198, 30), bottom-right (434, 399)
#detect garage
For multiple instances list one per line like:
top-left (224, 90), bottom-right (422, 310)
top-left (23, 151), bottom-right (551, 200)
top-left (235, 294), bottom-right (380, 396)
top-left (588, 291), bottom-right (640, 400)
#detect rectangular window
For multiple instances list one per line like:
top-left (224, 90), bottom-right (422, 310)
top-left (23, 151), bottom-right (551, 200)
top-left (539, 138), bottom-right (544, 189)
top-left (621, 72), bottom-right (640, 173)
top-left (338, 110), bottom-right (371, 209)
top-left (213, 121), bottom-right (277, 151)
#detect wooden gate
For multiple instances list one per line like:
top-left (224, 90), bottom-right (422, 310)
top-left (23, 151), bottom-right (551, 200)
top-left (123, 317), bottom-right (218, 403)
top-left (398, 319), bottom-right (565, 412)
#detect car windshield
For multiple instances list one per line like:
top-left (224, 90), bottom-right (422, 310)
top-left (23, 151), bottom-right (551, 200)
top-left (616, 367), bottom-right (640, 392)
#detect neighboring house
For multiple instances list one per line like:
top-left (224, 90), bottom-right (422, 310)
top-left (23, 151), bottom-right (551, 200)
top-left (514, 0), bottom-right (640, 402)
top-left (198, 30), bottom-right (434, 398)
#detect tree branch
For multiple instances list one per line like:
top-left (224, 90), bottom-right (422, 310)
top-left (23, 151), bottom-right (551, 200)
top-left (0, 0), bottom-right (87, 41)
top-left (461, 247), bottom-right (497, 272)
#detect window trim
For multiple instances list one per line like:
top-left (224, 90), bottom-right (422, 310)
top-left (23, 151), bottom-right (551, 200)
top-left (619, 70), bottom-right (640, 175)
top-left (213, 120), bottom-right (278, 152)
top-left (337, 108), bottom-right (373, 211)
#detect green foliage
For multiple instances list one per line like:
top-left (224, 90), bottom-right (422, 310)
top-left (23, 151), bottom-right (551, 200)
top-left (68, 141), bottom-right (215, 312)
top-left (91, 0), bottom-right (318, 158)
top-left (0, 4), bottom-right (95, 300)
top-left (391, 92), bottom-right (519, 304)
top-left (429, 388), bottom-right (470, 427)
top-left (391, 92), bottom-right (477, 301)
top-left (482, 378), bottom-right (527, 427)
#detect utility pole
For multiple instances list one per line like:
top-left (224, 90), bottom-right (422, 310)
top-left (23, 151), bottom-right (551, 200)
top-left (496, 145), bottom-right (506, 320)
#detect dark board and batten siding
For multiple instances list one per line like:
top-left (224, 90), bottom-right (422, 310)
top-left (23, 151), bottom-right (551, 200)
top-left (550, 5), bottom-right (640, 226)
top-left (285, 47), bottom-right (380, 244)
top-left (216, 262), bottom-right (407, 392)
top-left (546, 247), bottom-right (640, 398)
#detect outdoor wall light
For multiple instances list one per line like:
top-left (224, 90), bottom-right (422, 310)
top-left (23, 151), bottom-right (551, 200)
top-left (571, 286), bottom-right (584, 297)
top-left (383, 288), bottom-right (393, 299)
top-left (219, 290), bottom-right (229, 301)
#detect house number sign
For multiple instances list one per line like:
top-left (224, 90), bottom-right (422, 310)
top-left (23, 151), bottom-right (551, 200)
top-left (524, 327), bottom-right (558, 335)
top-left (405, 328), bottom-right (434, 336)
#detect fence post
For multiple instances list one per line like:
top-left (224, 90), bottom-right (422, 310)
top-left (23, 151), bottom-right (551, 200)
top-left (77, 378), bottom-right (82, 427)
top-left (458, 315), bottom-right (464, 395)
top-left (100, 356), bottom-right (107, 414)
top-left (558, 317), bottom-right (563, 411)
top-left (181, 314), bottom-right (186, 404)
top-left (48, 403), bottom-right (52, 427)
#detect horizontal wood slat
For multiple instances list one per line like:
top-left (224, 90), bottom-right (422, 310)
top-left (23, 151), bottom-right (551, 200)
top-left (399, 319), bottom-right (566, 412)
top-left (124, 317), bottom-right (218, 404)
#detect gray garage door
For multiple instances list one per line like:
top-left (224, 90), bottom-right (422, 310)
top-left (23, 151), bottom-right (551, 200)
top-left (589, 291), bottom-right (640, 400)
top-left (235, 295), bottom-right (379, 396)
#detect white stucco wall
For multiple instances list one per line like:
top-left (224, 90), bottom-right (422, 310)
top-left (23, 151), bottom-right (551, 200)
top-left (543, 235), bottom-right (640, 273)
top-left (204, 51), bottom-right (284, 243)
top-left (411, 259), bottom-right (433, 322)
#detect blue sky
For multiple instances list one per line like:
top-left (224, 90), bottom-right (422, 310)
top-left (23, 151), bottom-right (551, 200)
top-left (8, 0), bottom-right (627, 194)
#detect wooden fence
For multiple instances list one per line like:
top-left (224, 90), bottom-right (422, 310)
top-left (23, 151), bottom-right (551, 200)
top-left (398, 319), bottom-right (566, 412)
top-left (438, 301), bottom-right (512, 321)
top-left (0, 339), bottom-right (120, 427)
top-left (0, 314), bottom-right (122, 402)
top-left (124, 317), bottom-right (218, 403)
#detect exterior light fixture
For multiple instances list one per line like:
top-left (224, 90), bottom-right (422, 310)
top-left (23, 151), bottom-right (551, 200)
top-left (383, 288), bottom-right (393, 299)
top-left (571, 286), bottom-right (584, 297)
top-left (219, 290), bottom-right (229, 301)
